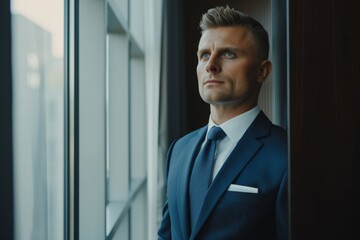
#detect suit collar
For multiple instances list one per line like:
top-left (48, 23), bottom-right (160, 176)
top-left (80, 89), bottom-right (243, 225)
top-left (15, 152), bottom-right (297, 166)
top-left (208, 106), bottom-right (261, 144)
top-left (190, 111), bottom-right (272, 239)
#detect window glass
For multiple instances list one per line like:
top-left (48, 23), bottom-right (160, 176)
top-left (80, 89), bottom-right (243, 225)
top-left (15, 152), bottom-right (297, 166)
top-left (11, 0), bottom-right (65, 239)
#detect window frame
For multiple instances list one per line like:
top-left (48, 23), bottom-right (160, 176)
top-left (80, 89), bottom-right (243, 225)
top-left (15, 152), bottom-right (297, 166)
top-left (0, 0), bottom-right (14, 238)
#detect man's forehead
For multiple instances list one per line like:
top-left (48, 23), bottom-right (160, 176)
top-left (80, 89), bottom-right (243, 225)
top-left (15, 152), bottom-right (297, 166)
top-left (198, 26), bottom-right (251, 48)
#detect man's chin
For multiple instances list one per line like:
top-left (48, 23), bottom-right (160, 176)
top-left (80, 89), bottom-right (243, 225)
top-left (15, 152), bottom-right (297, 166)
top-left (200, 92), bottom-right (229, 102)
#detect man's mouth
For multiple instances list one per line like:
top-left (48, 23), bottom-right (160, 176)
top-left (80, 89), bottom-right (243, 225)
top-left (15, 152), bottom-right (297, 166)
top-left (204, 79), bottom-right (224, 85)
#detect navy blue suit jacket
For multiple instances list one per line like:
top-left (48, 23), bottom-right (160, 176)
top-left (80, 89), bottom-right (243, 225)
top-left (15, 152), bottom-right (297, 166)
top-left (158, 111), bottom-right (288, 240)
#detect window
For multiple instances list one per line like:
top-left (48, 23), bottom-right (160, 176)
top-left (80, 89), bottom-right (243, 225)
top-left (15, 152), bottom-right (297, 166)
top-left (10, 0), bottom-right (162, 239)
top-left (11, 0), bottom-right (65, 239)
top-left (76, 0), bottom-right (156, 239)
top-left (105, 0), bottom-right (147, 238)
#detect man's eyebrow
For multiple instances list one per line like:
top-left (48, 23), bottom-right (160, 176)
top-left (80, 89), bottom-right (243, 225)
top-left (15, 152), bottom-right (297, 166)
top-left (197, 49), bottom-right (209, 56)
top-left (197, 47), bottom-right (243, 55)
top-left (217, 47), bottom-right (242, 53)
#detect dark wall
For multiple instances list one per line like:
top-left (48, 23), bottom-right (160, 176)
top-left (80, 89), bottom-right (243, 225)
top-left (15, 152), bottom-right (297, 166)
top-left (289, 1), bottom-right (360, 239)
top-left (182, 0), bottom-right (208, 133)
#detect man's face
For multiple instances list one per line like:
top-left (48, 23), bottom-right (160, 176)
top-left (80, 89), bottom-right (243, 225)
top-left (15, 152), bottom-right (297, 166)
top-left (197, 26), bottom-right (266, 109)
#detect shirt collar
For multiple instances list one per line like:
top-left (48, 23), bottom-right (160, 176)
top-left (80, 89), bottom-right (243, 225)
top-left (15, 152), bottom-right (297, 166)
top-left (207, 106), bottom-right (260, 143)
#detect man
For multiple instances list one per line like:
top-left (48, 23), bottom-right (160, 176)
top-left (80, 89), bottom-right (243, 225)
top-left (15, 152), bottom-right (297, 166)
top-left (158, 6), bottom-right (288, 240)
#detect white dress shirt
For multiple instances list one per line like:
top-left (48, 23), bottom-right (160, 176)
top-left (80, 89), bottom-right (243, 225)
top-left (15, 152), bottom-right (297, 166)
top-left (203, 106), bottom-right (260, 181)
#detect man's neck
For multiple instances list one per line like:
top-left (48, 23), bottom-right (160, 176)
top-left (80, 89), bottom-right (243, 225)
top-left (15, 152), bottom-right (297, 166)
top-left (210, 103), bottom-right (257, 125)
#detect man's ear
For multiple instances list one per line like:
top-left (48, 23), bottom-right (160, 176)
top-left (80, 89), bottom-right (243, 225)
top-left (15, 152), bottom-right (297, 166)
top-left (257, 60), bottom-right (272, 84)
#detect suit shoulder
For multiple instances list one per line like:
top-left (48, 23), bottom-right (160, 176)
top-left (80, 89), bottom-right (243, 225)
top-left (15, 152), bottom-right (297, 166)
top-left (266, 124), bottom-right (288, 156)
top-left (270, 124), bottom-right (287, 139)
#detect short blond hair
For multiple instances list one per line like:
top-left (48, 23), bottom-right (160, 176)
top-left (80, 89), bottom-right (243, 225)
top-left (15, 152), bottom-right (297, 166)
top-left (200, 5), bottom-right (269, 60)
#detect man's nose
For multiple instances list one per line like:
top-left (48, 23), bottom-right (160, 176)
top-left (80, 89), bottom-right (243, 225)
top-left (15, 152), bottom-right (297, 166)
top-left (205, 57), bottom-right (221, 73)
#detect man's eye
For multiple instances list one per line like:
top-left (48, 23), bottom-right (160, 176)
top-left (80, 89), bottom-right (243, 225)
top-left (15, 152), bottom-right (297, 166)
top-left (223, 51), bottom-right (236, 58)
top-left (200, 53), bottom-right (210, 59)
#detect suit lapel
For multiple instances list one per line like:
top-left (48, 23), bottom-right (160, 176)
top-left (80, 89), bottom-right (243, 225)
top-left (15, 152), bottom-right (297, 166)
top-left (190, 112), bottom-right (272, 239)
top-left (177, 126), bottom-right (207, 240)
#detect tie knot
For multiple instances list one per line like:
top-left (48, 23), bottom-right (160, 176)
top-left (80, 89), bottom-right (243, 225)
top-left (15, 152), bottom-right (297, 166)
top-left (207, 127), bottom-right (226, 141)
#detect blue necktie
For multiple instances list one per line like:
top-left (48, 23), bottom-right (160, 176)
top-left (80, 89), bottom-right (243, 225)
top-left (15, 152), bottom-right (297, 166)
top-left (189, 126), bottom-right (226, 228)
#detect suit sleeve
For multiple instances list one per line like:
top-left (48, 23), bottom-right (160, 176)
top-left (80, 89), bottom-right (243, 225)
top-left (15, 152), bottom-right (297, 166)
top-left (157, 141), bottom-right (177, 240)
top-left (276, 170), bottom-right (289, 240)
top-left (158, 199), bottom-right (171, 240)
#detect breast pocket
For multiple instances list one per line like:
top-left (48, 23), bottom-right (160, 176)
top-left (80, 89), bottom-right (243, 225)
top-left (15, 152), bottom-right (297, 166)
top-left (219, 190), bottom-right (273, 205)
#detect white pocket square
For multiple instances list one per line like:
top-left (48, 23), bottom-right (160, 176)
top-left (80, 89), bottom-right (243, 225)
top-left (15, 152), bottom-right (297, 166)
top-left (228, 184), bottom-right (258, 193)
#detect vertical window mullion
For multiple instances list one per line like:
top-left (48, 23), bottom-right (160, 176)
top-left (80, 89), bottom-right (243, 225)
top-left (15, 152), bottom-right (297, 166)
top-left (78, 0), bottom-right (106, 239)
top-left (0, 0), bottom-right (14, 239)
